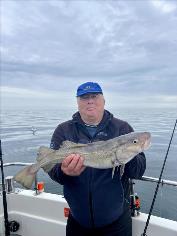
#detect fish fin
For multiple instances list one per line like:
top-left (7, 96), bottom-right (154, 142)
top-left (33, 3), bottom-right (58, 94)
top-left (88, 140), bottom-right (106, 146)
top-left (120, 165), bottom-right (125, 177)
top-left (60, 140), bottom-right (87, 149)
top-left (112, 164), bottom-right (125, 179)
top-left (14, 164), bottom-right (37, 189)
top-left (37, 146), bottom-right (55, 162)
top-left (112, 165), bottom-right (116, 178)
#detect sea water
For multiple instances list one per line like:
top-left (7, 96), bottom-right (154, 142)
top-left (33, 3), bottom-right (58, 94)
top-left (0, 107), bottom-right (177, 221)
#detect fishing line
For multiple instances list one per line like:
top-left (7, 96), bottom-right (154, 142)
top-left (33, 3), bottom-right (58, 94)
top-left (0, 140), bottom-right (10, 236)
top-left (141, 119), bottom-right (177, 236)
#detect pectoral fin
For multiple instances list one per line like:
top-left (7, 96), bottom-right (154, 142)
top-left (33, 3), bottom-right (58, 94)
top-left (120, 165), bottom-right (125, 177)
top-left (112, 165), bottom-right (116, 178)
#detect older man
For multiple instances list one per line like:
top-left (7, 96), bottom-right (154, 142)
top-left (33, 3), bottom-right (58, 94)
top-left (49, 82), bottom-right (146, 236)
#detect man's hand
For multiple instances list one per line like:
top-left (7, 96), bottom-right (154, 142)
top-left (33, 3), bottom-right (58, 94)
top-left (61, 154), bottom-right (85, 176)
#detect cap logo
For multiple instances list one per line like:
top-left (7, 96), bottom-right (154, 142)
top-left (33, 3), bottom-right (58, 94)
top-left (84, 86), bottom-right (91, 90)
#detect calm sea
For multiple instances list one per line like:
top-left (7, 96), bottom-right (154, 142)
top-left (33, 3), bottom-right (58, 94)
top-left (0, 107), bottom-right (177, 221)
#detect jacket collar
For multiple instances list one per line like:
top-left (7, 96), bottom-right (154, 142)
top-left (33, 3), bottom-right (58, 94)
top-left (72, 110), bottom-right (113, 129)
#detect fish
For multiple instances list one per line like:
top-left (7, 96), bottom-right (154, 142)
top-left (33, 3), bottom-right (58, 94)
top-left (14, 131), bottom-right (151, 189)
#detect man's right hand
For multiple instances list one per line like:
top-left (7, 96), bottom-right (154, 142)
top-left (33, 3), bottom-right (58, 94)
top-left (61, 154), bottom-right (85, 176)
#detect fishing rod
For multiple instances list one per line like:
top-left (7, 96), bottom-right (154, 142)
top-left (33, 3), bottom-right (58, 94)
top-left (141, 119), bottom-right (177, 236)
top-left (0, 140), bottom-right (10, 236)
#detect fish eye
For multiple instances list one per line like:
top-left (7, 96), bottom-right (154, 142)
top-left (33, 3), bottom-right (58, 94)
top-left (133, 139), bottom-right (138, 144)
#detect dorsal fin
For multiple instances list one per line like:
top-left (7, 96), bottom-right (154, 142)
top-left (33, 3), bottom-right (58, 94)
top-left (37, 146), bottom-right (54, 162)
top-left (60, 140), bottom-right (87, 149)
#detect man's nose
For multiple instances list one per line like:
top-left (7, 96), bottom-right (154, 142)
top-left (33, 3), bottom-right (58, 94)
top-left (87, 98), bottom-right (94, 103)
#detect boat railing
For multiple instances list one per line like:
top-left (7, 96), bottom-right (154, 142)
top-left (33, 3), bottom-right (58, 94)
top-left (3, 162), bottom-right (34, 167)
top-left (1, 162), bottom-right (177, 194)
top-left (129, 176), bottom-right (177, 216)
top-left (1, 161), bottom-right (177, 217)
top-left (140, 175), bottom-right (177, 187)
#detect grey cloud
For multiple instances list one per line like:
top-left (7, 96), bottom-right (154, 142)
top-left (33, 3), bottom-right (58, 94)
top-left (1, 0), bottom-right (177, 100)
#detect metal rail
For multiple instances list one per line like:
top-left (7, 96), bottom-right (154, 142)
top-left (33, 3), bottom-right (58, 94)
top-left (130, 176), bottom-right (177, 217)
top-left (1, 162), bottom-right (177, 187)
top-left (3, 162), bottom-right (34, 167)
top-left (140, 176), bottom-right (177, 187)
top-left (1, 161), bottom-right (177, 215)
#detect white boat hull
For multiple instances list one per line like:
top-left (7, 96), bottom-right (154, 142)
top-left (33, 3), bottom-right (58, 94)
top-left (1, 190), bottom-right (177, 236)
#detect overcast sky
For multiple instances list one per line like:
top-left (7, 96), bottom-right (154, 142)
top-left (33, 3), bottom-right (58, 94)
top-left (1, 0), bottom-right (177, 109)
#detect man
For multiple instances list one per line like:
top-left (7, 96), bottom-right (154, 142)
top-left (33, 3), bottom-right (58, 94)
top-left (48, 82), bottom-right (146, 236)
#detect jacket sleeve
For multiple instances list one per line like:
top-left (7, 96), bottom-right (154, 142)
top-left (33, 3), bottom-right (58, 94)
top-left (124, 152), bottom-right (146, 179)
top-left (48, 124), bottom-right (72, 185)
top-left (119, 121), bottom-right (146, 179)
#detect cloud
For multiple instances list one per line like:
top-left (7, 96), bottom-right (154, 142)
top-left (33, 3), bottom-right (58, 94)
top-left (1, 0), bottom-right (177, 108)
top-left (151, 0), bottom-right (177, 13)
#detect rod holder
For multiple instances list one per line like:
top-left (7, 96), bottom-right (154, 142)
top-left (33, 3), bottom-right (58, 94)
top-left (5, 176), bottom-right (14, 194)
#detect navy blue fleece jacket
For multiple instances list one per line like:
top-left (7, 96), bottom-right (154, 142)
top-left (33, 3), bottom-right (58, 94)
top-left (48, 110), bottom-right (146, 228)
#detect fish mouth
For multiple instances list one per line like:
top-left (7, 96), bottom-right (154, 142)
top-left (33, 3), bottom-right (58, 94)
top-left (142, 132), bottom-right (151, 150)
top-left (144, 139), bottom-right (151, 150)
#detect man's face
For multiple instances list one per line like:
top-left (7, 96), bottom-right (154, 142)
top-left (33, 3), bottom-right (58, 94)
top-left (77, 93), bottom-right (105, 121)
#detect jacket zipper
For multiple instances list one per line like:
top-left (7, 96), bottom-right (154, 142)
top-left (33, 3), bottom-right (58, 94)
top-left (72, 112), bottom-right (112, 227)
top-left (78, 126), bottom-right (109, 228)
top-left (88, 128), bottom-right (108, 228)
top-left (89, 169), bottom-right (95, 228)
top-left (88, 139), bottom-right (95, 228)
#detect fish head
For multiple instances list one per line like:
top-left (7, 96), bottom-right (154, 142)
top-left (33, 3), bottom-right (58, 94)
top-left (127, 132), bottom-right (151, 151)
top-left (115, 132), bottom-right (151, 164)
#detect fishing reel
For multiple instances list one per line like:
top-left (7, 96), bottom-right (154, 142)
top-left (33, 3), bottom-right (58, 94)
top-left (9, 220), bottom-right (20, 232)
top-left (130, 193), bottom-right (140, 217)
top-left (129, 179), bottom-right (140, 217)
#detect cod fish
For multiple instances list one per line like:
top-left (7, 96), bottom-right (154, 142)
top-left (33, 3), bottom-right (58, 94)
top-left (14, 132), bottom-right (151, 189)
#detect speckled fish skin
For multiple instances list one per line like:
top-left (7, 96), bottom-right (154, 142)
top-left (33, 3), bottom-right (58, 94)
top-left (14, 132), bottom-right (151, 189)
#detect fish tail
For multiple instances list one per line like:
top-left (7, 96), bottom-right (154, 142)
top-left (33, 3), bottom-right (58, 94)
top-left (14, 164), bottom-right (38, 189)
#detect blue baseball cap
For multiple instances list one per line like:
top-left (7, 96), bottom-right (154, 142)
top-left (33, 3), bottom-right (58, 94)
top-left (76, 82), bottom-right (103, 97)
